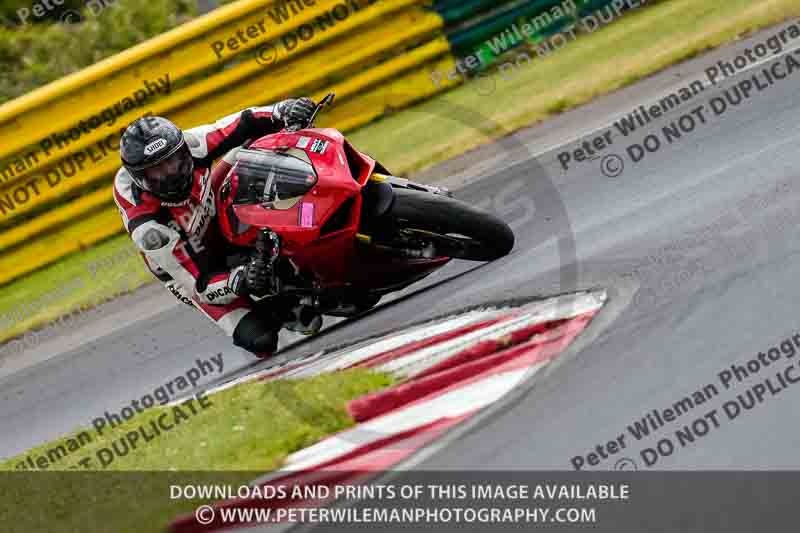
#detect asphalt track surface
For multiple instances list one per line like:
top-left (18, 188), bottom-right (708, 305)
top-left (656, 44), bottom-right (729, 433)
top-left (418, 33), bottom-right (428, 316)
top-left (2, 21), bottom-right (800, 478)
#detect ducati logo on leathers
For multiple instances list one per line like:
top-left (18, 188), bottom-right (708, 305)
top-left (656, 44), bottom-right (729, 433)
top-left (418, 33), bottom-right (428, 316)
top-left (170, 168), bottom-right (214, 257)
top-left (188, 192), bottom-right (214, 238)
top-left (168, 283), bottom-right (194, 306)
top-left (207, 286), bottom-right (234, 302)
top-left (188, 169), bottom-right (215, 237)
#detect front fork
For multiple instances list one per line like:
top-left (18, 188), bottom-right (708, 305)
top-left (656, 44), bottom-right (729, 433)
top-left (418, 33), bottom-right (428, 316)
top-left (248, 229), bottom-right (281, 296)
top-left (254, 229), bottom-right (323, 312)
top-left (256, 228), bottom-right (280, 264)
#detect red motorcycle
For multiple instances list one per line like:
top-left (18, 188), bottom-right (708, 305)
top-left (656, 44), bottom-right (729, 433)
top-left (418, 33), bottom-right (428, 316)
top-left (214, 94), bottom-right (514, 319)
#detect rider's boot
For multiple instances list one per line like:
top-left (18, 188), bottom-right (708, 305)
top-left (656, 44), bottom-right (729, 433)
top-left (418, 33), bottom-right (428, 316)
top-left (233, 311), bottom-right (280, 359)
top-left (284, 304), bottom-right (323, 335)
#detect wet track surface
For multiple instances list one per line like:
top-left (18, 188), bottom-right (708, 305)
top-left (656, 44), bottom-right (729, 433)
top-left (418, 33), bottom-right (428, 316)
top-left (2, 22), bottom-right (800, 474)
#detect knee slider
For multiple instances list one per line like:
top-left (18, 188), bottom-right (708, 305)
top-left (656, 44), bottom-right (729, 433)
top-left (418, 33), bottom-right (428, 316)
top-left (141, 228), bottom-right (170, 250)
top-left (131, 221), bottom-right (178, 252)
top-left (233, 312), bottom-right (279, 354)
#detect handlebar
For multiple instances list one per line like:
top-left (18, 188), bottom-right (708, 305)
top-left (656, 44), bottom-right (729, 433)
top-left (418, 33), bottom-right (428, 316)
top-left (307, 93), bottom-right (335, 127)
top-left (285, 93), bottom-right (336, 133)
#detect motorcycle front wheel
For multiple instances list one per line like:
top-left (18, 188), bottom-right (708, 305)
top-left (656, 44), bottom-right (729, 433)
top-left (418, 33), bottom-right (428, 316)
top-left (389, 188), bottom-right (515, 261)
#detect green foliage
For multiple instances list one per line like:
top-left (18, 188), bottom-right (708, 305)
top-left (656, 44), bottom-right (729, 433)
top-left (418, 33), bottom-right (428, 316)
top-left (0, 0), bottom-right (197, 105)
top-left (0, 0), bottom-right (86, 25)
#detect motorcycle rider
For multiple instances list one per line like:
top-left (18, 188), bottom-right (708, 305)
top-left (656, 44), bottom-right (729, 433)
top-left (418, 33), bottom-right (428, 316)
top-left (113, 98), bottom-right (321, 358)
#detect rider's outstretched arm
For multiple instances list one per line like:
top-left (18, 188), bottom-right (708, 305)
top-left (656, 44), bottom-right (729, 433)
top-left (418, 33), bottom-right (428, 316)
top-left (183, 98), bottom-right (315, 164)
top-left (183, 107), bottom-right (282, 166)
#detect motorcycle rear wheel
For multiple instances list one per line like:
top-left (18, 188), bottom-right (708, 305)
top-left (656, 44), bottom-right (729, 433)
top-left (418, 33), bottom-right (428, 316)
top-left (389, 188), bottom-right (514, 261)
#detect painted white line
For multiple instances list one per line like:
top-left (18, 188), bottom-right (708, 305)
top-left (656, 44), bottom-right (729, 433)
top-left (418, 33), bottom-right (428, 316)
top-left (380, 291), bottom-right (605, 378)
top-left (378, 312), bottom-right (549, 378)
top-left (197, 310), bottom-right (506, 398)
top-left (198, 291), bottom-right (605, 401)
top-left (287, 309), bottom-right (504, 378)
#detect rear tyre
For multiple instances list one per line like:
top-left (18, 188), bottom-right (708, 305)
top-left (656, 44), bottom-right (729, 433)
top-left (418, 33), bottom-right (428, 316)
top-left (389, 188), bottom-right (514, 261)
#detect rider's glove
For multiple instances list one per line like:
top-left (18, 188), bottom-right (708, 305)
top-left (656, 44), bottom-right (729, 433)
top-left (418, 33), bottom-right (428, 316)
top-left (228, 259), bottom-right (274, 298)
top-left (246, 254), bottom-right (274, 297)
top-left (230, 229), bottom-right (281, 297)
top-left (273, 98), bottom-right (316, 129)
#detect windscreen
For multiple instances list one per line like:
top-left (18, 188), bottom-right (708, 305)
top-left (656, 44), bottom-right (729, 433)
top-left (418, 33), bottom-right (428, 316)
top-left (232, 148), bottom-right (317, 205)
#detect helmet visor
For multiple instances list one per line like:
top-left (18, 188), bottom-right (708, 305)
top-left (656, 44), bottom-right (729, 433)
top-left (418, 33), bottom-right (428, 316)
top-left (140, 145), bottom-right (194, 200)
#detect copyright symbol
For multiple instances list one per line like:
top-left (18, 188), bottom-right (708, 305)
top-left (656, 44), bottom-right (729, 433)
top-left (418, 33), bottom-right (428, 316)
top-left (255, 43), bottom-right (278, 67)
top-left (195, 505), bottom-right (215, 525)
top-left (60, 10), bottom-right (83, 23)
top-left (615, 457), bottom-right (637, 471)
top-left (600, 154), bottom-right (624, 177)
top-left (473, 72), bottom-right (496, 97)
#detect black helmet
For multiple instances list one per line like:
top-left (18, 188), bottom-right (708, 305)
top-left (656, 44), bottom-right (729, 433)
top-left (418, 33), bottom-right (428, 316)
top-left (120, 116), bottom-right (194, 203)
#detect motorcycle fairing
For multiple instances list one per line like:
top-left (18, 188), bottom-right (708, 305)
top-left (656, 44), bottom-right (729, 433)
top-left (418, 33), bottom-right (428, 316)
top-left (215, 127), bottom-right (450, 289)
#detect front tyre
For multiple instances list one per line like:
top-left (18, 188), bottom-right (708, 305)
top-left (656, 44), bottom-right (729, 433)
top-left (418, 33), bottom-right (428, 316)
top-left (389, 188), bottom-right (514, 261)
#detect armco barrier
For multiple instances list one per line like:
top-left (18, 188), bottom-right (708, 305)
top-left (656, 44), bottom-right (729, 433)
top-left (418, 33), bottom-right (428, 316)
top-left (448, 0), bottom-right (621, 64)
top-left (0, 0), bottom-right (436, 225)
top-left (0, 0), bottom-right (450, 285)
top-left (0, 0), bottom-right (648, 287)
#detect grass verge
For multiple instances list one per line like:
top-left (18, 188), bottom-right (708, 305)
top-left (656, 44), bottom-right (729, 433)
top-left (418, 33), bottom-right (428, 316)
top-left (2, 0), bottom-right (799, 344)
top-left (0, 233), bottom-right (152, 345)
top-left (0, 368), bottom-right (394, 532)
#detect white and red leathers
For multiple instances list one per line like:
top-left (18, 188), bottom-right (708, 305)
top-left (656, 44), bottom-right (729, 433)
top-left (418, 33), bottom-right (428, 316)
top-left (113, 106), bottom-right (285, 355)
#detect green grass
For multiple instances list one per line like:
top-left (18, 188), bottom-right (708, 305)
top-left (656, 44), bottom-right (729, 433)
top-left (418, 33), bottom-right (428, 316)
top-left (0, 233), bottom-right (153, 344)
top-left (348, 0), bottom-right (800, 174)
top-left (2, 0), bottom-right (799, 344)
top-left (0, 368), bottom-right (394, 532)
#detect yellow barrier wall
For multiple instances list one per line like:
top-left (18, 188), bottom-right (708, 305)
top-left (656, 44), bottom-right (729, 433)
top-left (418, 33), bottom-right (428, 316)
top-left (0, 0), bottom-right (462, 286)
top-left (0, 2), bottom-right (441, 225)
